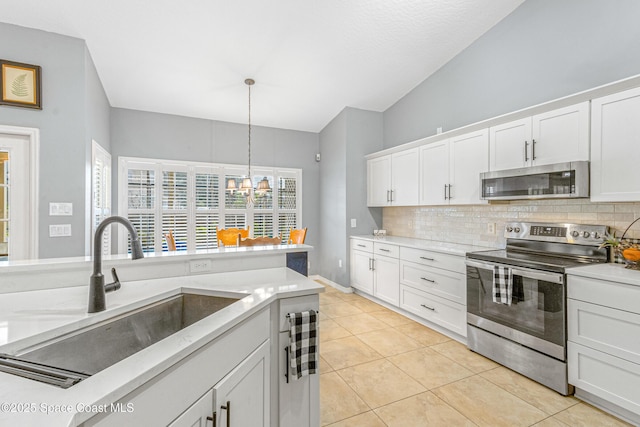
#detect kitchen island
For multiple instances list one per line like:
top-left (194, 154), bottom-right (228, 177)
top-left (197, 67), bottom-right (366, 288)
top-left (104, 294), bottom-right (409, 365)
top-left (0, 258), bottom-right (322, 426)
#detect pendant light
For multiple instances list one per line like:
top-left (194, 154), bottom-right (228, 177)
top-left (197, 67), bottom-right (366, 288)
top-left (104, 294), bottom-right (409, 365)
top-left (238, 78), bottom-right (256, 205)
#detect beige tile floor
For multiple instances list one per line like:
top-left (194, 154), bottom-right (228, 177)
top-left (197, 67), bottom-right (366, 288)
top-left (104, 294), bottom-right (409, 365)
top-left (315, 279), bottom-right (632, 427)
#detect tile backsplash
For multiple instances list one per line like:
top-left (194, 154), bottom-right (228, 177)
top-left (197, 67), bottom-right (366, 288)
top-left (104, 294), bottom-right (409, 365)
top-left (383, 200), bottom-right (640, 249)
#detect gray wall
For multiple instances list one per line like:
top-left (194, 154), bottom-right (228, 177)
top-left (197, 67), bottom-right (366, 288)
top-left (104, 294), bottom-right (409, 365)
top-left (384, 0), bottom-right (640, 147)
top-left (110, 108), bottom-right (321, 272)
top-left (0, 23), bottom-right (110, 258)
top-left (319, 107), bottom-right (382, 286)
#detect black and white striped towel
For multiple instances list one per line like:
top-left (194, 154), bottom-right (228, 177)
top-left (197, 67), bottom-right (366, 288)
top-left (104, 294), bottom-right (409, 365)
top-left (493, 265), bottom-right (513, 306)
top-left (288, 310), bottom-right (318, 380)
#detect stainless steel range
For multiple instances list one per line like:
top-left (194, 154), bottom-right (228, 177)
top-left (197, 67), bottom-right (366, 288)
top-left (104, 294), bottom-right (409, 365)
top-left (466, 221), bottom-right (608, 395)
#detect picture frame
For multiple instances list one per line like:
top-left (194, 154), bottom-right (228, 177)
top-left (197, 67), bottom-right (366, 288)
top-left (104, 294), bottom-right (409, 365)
top-left (0, 59), bottom-right (41, 109)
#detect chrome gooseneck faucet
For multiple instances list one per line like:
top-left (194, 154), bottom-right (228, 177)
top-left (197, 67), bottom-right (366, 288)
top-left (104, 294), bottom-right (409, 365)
top-left (89, 216), bottom-right (144, 313)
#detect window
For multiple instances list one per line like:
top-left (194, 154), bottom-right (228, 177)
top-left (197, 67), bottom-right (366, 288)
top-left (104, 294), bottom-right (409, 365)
top-left (118, 157), bottom-right (302, 253)
top-left (91, 141), bottom-right (112, 255)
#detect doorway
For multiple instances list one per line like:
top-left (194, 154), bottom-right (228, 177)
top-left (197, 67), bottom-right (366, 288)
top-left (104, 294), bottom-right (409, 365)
top-left (0, 126), bottom-right (38, 260)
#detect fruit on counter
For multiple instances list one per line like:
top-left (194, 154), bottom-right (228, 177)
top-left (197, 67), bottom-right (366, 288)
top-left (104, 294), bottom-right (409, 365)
top-left (622, 248), bottom-right (640, 262)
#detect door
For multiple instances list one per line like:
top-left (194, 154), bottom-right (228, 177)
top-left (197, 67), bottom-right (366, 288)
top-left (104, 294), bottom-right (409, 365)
top-left (466, 259), bottom-right (565, 360)
top-left (0, 131), bottom-right (35, 260)
top-left (213, 340), bottom-right (270, 427)
top-left (449, 129), bottom-right (489, 204)
top-left (168, 389), bottom-right (214, 427)
top-left (489, 118), bottom-right (532, 171)
top-left (531, 102), bottom-right (590, 167)
top-left (367, 155), bottom-right (391, 206)
top-left (374, 255), bottom-right (400, 306)
top-left (419, 140), bottom-right (449, 205)
top-left (390, 148), bottom-right (419, 205)
top-left (350, 249), bottom-right (373, 294)
top-left (591, 87), bottom-right (640, 202)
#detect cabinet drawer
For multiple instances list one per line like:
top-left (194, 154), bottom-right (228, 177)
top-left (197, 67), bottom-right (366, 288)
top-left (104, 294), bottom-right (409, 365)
top-left (568, 341), bottom-right (640, 416)
top-left (400, 247), bottom-right (464, 272)
top-left (568, 299), bottom-right (640, 365)
top-left (400, 261), bottom-right (465, 305)
top-left (373, 242), bottom-right (399, 258)
top-left (399, 285), bottom-right (466, 337)
top-left (351, 239), bottom-right (373, 252)
top-left (279, 295), bottom-right (320, 332)
top-left (568, 275), bottom-right (640, 315)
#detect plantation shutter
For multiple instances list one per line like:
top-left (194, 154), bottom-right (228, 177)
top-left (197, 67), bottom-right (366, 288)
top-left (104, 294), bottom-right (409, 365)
top-left (162, 170), bottom-right (188, 251)
top-left (92, 141), bottom-right (112, 255)
top-left (126, 167), bottom-right (156, 252)
top-left (195, 170), bottom-right (219, 249)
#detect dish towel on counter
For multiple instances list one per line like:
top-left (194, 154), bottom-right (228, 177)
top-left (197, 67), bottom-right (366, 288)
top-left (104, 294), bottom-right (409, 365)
top-left (288, 310), bottom-right (318, 380)
top-left (493, 265), bottom-right (513, 306)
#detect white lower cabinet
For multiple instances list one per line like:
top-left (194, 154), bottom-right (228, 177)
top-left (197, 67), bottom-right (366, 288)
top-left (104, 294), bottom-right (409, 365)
top-left (349, 239), bottom-right (399, 307)
top-left (399, 285), bottom-right (466, 336)
top-left (568, 272), bottom-right (640, 423)
top-left (373, 252), bottom-right (400, 306)
top-left (169, 389), bottom-right (213, 427)
top-left (213, 341), bottom-right (270, 427)
top-left (350, 242), bottom-right (374, 294)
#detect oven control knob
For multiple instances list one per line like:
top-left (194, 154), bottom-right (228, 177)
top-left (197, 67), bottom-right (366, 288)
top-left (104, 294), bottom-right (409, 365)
top-left (571, 231), bottom-right (580, 237)
top-left (514, 227), bottom-right (521, 233)
top-left (583, 231), bottom-right (591, 238)
top-left (506, 226), bottom-right (513, 233)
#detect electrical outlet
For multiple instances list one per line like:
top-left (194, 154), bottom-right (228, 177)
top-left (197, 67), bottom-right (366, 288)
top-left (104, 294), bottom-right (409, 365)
top-left (338, 259), bottom-right (343, 268)
top-left (190, 259), bottom-right (212, 273)
top-left (487, 223), bottom-right (496, 234)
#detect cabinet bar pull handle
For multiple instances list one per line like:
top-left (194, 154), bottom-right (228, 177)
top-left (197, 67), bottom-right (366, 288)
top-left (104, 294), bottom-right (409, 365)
top-left (379, 248), bottom-right (390, 252)
top-left (420, 277), bottom-right (435, 283)
top-left (390, 189), bottom-right (394, 202)
top-left (284, 347), bottom-right (290, 383)
top-left (207, 411), bottom-right (217, 427)
top-left (419, 256), bottom-right (435, 261)
top-left (444, 184), bottom-right (448, 200)
top-left (220, 401), bottom-right (231, 427)
top-left (421, 304), bottom-right (436, 311)
top-left (372, 258), bottom-right (375, 271)
top-left (386, 190), bottom-right (390, 202)
top-left (357, 244), bottom-right (366, 248)
top-left (532, 139), bottom-right (536, 160)
top-left (524, 141), bottom-right (529, 162)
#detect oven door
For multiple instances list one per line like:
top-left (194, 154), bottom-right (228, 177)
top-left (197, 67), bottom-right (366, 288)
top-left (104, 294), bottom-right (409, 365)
top-left (466, 259), bottom-right (566, 360)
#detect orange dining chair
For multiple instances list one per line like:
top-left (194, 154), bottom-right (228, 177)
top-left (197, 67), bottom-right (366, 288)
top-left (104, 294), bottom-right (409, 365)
top-left (217, 226), bottom-right (250, 247)
top-left (287, 227), bottom-right (307, 244)
top-left (164, 230), bottom-right (177, 251)
top-left (238, 235), bottom-right (282, 247)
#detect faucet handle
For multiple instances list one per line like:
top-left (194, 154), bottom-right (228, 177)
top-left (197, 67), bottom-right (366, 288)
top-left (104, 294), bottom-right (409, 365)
top-left (105, 267), bottom-right (121, 293)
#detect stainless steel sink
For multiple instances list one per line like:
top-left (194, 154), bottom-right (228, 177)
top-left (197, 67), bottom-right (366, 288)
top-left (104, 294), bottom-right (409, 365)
top-left (0, 292), bottom-right (240, 387)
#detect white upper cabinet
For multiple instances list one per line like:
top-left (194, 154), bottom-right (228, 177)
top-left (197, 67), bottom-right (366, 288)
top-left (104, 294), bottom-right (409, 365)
top-left (489, 102), bottom-right (590, 170)
top-left (591, 87), bottom-right (640, 202)
top-left (419, 129), bottom-right (489, 205)
top-left (367, 148), bottom-right (419, 206)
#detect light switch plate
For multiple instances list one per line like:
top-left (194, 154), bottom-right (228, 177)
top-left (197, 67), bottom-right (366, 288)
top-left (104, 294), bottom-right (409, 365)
top-left (350, 218), bottom-right (357, 228)
top-left (49, 202), bottom-right (73, 216)
top-left (49, 224), bottom-right (72, 237)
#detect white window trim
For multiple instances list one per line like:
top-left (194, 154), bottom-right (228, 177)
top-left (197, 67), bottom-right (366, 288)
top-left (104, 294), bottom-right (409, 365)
top-left (0, 125), bottom-right (39, 260)
top-left (117, 156), bottom-right (302, 253)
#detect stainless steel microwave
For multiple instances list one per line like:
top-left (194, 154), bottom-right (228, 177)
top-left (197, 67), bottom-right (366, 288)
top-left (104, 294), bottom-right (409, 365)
top-left (480, 161), bottom-right (589, 200)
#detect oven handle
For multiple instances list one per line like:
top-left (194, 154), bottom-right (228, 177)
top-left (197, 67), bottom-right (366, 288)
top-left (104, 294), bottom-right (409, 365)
top-left (465, 259), bottom-right (564, 285)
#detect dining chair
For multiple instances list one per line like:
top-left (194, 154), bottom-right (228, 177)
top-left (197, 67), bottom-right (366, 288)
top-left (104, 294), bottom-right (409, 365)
top-left (217, 226), bottom-right (250, 247)
top-left (164, 230), bottom-right (177, 251)
top-left (238, 236), bottom-right (282, 247)
top-left (287, 227), bottom-right (307, 244)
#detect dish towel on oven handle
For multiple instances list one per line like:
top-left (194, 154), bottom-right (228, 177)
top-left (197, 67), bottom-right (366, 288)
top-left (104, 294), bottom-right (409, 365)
top-left (288, 310), bottom-right (318, 379)
top-left (493, 265), bottom-right (513, 306)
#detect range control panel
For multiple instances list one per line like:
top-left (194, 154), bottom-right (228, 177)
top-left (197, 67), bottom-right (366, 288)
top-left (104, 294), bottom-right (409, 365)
top-left (504, 222), bottom-right (609, 245)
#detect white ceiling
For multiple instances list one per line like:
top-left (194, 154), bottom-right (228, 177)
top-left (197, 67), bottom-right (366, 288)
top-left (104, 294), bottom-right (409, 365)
top-left (0, 0), bottom-right (524, 132)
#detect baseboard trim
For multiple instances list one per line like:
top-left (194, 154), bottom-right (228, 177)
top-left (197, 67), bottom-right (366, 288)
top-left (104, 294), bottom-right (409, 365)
top-left (309, 275), bottom-right (353, 294)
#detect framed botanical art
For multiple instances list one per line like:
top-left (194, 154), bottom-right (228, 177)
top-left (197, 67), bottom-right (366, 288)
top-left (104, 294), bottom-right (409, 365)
top-left (0, 60), bottom-right (42, 109)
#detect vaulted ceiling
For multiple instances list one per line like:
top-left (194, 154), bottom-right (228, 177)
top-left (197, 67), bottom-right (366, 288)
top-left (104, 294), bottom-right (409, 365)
top-left (0, 0), bottom-right (524, 132)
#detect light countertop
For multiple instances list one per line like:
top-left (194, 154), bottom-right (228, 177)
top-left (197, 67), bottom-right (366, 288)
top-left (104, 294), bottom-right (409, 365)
top-left (567, 262), bottom-right (640, 286)
top-left (350, 235), bottom-right (491, 256)
top-left (0, 267), bottom-right (323, 426)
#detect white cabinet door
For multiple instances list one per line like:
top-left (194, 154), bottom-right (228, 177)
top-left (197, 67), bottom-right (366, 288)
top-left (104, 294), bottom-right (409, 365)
top-left (489, 118), bottom-right (531, 171)
top-left (373, 255), bottom-right (399, 306)
top-left (390, 148), bottom-right (419, 205)
top-left (367, 156), bottom-right (392, 206)
top-left (531, 102), bottom-right (590, 167)
top-left (591, 87), bottom-right (640, 202)
top-left (449, 129), bottom-right (489, 205)
top-left (419, 140), bottom-right (449, 205)
top-left (351, 249), bottom-right (374, 294)
top-left (213, 341), bottom-right (270, 427)
top-left (169, 389), bottom-right (214, 427)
